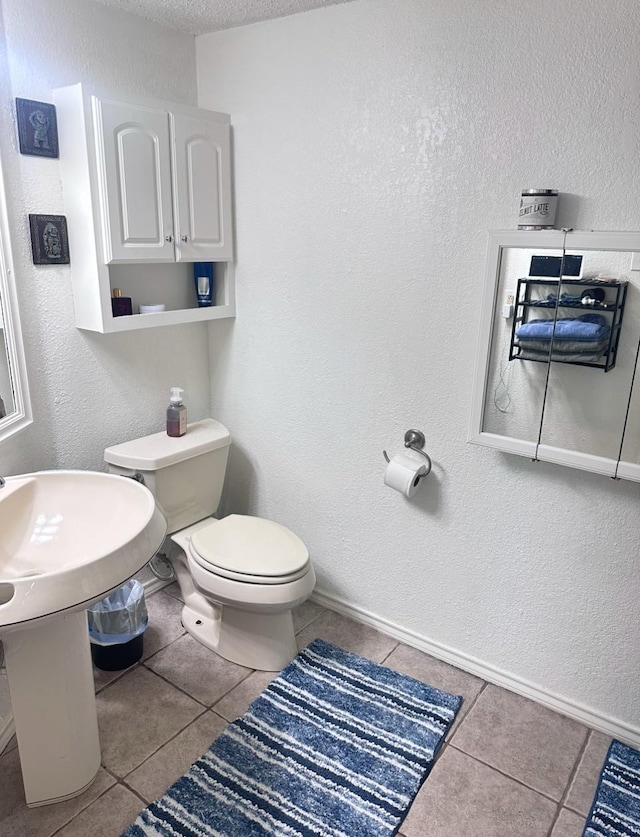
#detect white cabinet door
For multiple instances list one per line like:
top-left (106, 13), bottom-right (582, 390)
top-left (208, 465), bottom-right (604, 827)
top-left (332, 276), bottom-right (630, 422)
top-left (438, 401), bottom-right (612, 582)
top-left (170, 112), bottom-right (233, 263)
top-left (95, 98), bottom-right (175, 263)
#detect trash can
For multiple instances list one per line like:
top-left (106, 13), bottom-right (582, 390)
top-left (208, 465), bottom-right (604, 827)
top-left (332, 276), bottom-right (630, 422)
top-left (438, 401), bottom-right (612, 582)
top-left (88, 580), bottom-right (148, 671)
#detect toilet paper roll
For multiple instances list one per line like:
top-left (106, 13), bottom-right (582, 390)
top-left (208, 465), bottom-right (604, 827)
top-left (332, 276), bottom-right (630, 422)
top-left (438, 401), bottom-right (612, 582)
top-left (384, 451), bottom-right (428, 498)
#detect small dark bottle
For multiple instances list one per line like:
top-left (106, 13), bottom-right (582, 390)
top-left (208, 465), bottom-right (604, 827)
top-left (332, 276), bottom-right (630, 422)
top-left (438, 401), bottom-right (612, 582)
top-left (166, 387), bottom-right (187, 437)
top-left (111, 288), bottom-right (132, 317)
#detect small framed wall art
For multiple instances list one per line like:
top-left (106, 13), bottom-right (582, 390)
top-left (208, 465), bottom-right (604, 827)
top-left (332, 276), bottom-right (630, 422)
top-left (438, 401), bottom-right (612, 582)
top-left (16, 98), bottom-right (59, 158)
top-left (29, 214), bottom-right (70, 265)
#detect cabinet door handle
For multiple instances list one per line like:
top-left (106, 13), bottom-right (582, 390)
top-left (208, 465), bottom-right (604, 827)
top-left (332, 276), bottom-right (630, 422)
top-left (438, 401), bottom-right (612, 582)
top-left (165, 235), bottom-right (173, 243)
top-left (180, 235), bottom-right (188, 243)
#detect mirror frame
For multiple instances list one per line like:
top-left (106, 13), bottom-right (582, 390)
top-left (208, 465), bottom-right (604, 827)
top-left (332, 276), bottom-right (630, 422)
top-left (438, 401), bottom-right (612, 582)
top-left (469, 229), bottom-right (640, 480)
top-left (0, 159), bottom-right (31, 442)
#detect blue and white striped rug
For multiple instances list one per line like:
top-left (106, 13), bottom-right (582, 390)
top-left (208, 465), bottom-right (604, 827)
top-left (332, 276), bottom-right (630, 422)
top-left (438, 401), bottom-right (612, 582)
top-left (583, 740), bottom-right (640, 836)
top-left (122, 638), bottom-right (462, 836)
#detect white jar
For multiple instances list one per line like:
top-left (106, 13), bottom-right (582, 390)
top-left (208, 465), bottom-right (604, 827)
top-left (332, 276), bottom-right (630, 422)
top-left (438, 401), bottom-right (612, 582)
top-left (139, 304), bottom-right (166, 314)
top-left (518, 189), bottom-right (558, 229)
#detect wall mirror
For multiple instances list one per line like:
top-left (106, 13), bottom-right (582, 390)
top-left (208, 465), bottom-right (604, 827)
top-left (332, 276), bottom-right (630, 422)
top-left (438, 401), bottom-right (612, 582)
top-left (0, 160), bottom-right (31, 443)
top-left (469, 230), bottom-right (640, 480)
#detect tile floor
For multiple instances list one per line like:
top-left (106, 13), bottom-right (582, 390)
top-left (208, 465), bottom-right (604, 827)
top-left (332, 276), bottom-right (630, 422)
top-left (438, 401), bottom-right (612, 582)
top-left (0, 586), bottom-right (611, 836)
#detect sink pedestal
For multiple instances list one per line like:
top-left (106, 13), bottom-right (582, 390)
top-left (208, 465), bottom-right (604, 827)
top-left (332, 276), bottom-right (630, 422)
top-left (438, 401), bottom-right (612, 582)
top-left (0, 469), bottom-right (168, 806)
top-left (3, 611), bottom-right (101, 807)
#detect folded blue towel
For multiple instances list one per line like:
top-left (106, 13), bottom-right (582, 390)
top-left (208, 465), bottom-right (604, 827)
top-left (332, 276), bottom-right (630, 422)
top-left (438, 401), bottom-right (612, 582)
top-left (516, 337), bottom-right (610, 353)
top-left (516, 314), bottom-right (609, 342)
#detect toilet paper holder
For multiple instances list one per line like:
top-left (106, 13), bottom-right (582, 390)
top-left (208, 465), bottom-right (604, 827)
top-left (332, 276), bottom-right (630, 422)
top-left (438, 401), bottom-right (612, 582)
top-left (383, 429), bottom-right (432, 478)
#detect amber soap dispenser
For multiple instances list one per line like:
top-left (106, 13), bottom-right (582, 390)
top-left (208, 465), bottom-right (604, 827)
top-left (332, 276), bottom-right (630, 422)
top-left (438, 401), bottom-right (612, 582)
top-left (166, 387), bottom-right (187, 437)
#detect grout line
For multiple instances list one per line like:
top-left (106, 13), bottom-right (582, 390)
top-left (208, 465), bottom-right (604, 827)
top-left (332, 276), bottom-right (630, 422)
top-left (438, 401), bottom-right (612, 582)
top-left (101, 764), bottom-right (120, 782)
top-left (448, 743), bottom-right (567, 806)
top-left (95, 612), bottom-right (252, 784)
top-left (545, 729), bottom-right (591, 835)
top-left (138, 661), bottom-right (210, 708)
top-left (209, 707), bottom-right (231, 725)
top-left (116, 705), bottom-right (210, 783)
top-left (93, 661), bottom-right (142, 694)
top-left (447, 681), bottom-right (487, 742)
top-left (380, 641), bottom-right (400, 664)
top-left (120, 777), bottom-right (153, 807)
top-left (139, 628), bottom-right (188, 666)
top-left (208, 669), bottom-right (257, 707)
top-left (293, 607), bottom-right (327, 636)
top-left (48, 778), bottom-right (116, 837)
top-left (160, 585), bottom-right (183, 604)
top-left (545, 803), bottom-right (563, 835)
top-left (118, 707), bottom-right (234, 805)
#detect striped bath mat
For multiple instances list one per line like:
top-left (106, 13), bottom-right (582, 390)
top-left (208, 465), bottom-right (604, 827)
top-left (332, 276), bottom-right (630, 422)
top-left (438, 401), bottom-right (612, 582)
top-left (122, 638), bottom-right (462, 836)
top-left (583, 740), bottom-right (640, 836)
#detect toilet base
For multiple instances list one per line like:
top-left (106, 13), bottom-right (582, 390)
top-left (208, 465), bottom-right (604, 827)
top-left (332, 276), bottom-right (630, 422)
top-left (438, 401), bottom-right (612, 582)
top-left (180, 602), bottom-right (298, 671)
top-left (168, 522), bottom-right (314, 672)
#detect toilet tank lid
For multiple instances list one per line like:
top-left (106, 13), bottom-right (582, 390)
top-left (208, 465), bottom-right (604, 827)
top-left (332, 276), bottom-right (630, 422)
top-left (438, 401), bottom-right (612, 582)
top-left (104, 418), bottom-right (231, 470)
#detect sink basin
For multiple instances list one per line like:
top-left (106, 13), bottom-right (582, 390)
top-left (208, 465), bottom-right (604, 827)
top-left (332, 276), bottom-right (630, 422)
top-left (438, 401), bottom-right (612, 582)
top-left (0, 470), bottom-right (166, 807)
top-left (0, 470), bottom-right (166, 628)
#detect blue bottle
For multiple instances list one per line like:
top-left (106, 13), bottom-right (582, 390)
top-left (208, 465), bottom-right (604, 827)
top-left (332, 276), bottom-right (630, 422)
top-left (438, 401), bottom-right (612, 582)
top-left (193, 263), bottom-right (215, 307)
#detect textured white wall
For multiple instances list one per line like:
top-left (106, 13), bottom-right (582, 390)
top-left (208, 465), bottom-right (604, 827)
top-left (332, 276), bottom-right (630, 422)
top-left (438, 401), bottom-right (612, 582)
top-left (197, 0), bottom-right (640, 730)
top-left (0, 0), bottom-right (210, 477)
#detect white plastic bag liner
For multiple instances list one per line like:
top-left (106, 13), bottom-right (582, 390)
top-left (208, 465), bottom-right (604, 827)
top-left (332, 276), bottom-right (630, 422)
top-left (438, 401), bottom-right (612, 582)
top-left (88, 580), bottom-right (148, 646)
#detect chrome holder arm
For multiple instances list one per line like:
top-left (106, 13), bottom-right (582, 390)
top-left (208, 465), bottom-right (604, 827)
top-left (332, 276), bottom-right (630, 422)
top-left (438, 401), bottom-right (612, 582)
top-left (383, 429), bottom-right (432, 478)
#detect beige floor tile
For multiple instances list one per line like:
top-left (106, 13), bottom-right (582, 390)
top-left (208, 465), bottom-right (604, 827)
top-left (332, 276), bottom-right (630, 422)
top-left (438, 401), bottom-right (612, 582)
top-left (0, 747), bottom-right (115, 837)
top-left (142, 590), bottom-right (186, 660)
top-left (126, 711), bottom-right (228, 803)
top-left (212, 670), bottom-right (278, 721)
top-left (54, 784), bottom-right (145, 837)
top-left (292, 600), bottom-right (324, 633)
top-left (564, 730), bottom-right (610, 816)
top-left (295, 609), bottom-right (398, 662)
top-left (451, 684), bottom-right (588, 800)
top-left (551, 807), bottom-right (586, 837)
top-left (0, 669), bottom-right (12, 713)
top-left (383, 644), bottom-right (485, 731)
top-left (402, 746), bottom-right (556, 837)
top-left (145, 633), bottom-right (251, 706)
top-left (96, 666), bottom-right (203, 778)
top-left (162, 581), bottom-right (183, 602)
top-left (2, 733), bottom-right (17, 754)
top-left (93, 662), bottom-right (136, 693)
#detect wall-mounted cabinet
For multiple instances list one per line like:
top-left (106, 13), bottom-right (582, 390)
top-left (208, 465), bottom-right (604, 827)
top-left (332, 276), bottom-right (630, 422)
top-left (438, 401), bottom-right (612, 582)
top-left (469, 230), bottom-right (640, 480)
top-left (53, 83), bottom-right (235, 332)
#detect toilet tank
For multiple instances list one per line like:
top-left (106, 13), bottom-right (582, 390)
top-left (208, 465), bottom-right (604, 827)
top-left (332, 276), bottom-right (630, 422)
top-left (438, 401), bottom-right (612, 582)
top-left (104, 419), bottom-right (231, 534)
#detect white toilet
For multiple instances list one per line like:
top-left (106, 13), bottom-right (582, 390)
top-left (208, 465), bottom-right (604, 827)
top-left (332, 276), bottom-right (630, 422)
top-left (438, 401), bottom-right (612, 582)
top-left (104, 419), bottom-right (315, 671)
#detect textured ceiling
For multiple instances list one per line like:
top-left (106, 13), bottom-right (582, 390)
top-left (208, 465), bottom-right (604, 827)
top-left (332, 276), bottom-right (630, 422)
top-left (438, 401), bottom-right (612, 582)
top-left (93, 0), bottom-right (356, 35)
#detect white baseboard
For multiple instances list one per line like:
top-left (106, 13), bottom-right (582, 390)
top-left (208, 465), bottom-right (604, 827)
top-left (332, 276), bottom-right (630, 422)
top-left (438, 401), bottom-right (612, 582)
top-left (141, 575), bottom-right (173, 597)
top-left (310, 589), bottom-right (640, 749)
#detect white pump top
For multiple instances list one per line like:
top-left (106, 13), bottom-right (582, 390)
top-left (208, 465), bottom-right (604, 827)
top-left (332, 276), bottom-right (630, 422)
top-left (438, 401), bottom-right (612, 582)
top-left (170, 387), bottom-right (184, 405)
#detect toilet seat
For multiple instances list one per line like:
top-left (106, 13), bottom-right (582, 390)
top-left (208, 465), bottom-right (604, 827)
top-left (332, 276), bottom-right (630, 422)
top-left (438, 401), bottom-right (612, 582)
top-left (189, 514), bottom-right (310, 585)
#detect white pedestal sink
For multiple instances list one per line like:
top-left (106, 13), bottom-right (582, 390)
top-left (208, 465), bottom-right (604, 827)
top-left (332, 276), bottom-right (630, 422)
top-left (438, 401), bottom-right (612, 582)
top-left (0, 470), bottom-right (166, 807)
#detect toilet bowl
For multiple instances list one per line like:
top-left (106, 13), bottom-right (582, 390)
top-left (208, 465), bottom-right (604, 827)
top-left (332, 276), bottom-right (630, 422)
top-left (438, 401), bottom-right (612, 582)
top-left (104, 419), bottom-right (315, 671)
top-left (170, 516), bottom-right (315, 670)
